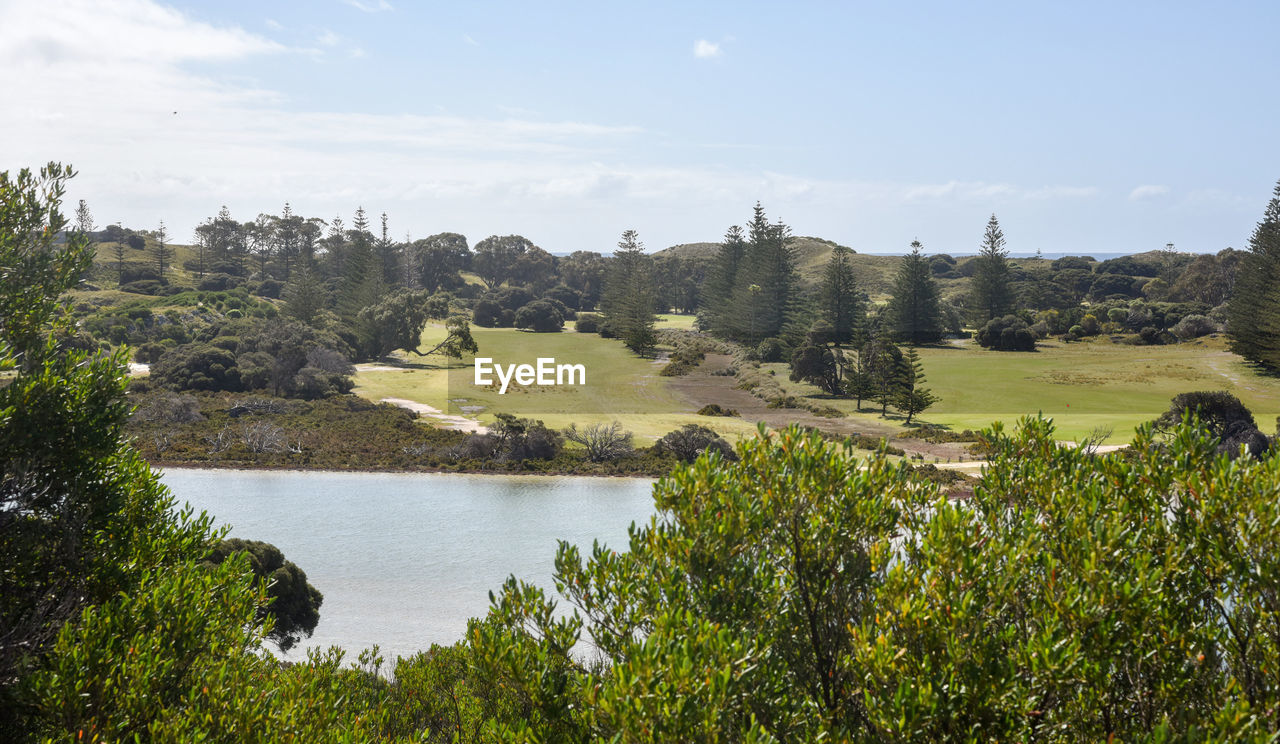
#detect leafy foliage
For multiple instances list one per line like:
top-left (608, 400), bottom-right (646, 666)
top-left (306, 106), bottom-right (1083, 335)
top-left (976, 313), bottom-right (1036, 351)
top-left (203, 539), bottom-right (324, 651)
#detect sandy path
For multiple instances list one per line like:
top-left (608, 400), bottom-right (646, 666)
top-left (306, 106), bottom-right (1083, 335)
top-left (380, 397), bottom-right (488, 434)
top-left (665, 354), bottom-right (975, 462)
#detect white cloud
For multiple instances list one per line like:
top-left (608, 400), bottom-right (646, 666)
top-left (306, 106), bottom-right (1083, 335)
top-left (0, 0), bottom-right (1124, 255)
top-left (901, 180), bottom-right (1096, 202)
top-left (341, 0), bottom-right (393, 12)
top-left (693, 39), bottom-right (721, 59)
top-left (1129, 184), bottom-right (1170, 200)
top-left (463, 34), bottom-right (479, 46)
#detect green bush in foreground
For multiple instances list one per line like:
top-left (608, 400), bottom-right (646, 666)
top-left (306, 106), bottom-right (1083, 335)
top-left (468, 420), bottom-right (1280, 741)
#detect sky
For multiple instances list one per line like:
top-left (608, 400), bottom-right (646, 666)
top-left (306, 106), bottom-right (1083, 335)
top-left (1, 0), bottom-right (1277, 255)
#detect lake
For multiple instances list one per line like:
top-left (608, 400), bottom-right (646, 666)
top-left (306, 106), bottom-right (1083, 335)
top-left (160, 468), bottom-right (657, 663)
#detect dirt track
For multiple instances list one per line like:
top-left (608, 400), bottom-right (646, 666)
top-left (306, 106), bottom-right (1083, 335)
top-left (667, 354), bottom-right (974, 463)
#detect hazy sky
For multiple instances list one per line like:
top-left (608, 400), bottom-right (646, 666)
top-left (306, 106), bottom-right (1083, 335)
top-left (2, 0), bottom-right (1277, 255)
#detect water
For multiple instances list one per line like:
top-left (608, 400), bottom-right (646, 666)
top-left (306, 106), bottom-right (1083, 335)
top-left (160, 468), bottom-right (656, 662)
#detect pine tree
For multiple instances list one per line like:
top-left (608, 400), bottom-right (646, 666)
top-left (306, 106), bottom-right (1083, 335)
top-left (700, 224), bottom-right (747, 337)
top-left (864, 334), bottom-right (908, 416)
top-left (819, 244), bottom-right (864, 344)
top-left (283, 261), bottom-right (327, 326)
top-left (152, 220), bottom-right (170, 276)
top-left (733, 205), bottom-right (798, 344)
top-left (894, 347), bottom-right (939, 424)
top-left (969, 214), bottom-right (1014, 325)
top-left (274, 203), bottom-right (300, 278)
top-left (112, 229), bottom-right (126, 286)
top-left (601, 229), bottom-right (657, 354)
top-left (323, 216), bottom-right (346, 278)
top-left (1227, 179), bottom-right (1280, 370)
top-left (337, 208), bottom-right (381, 325)
top-left (74, 199), bottom-right (94, 238)
top-left (376, 212), bottom-right (398, 286)
top-left (888, 240), bottom-right (944, 345)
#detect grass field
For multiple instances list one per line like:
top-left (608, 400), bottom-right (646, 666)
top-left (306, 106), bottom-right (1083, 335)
top-left (350, 316), bottom-right (1280, 447)
top-left (353, 319), bottom-right (758, 441)
top-left (765, 334), bottom-right (1280, 443)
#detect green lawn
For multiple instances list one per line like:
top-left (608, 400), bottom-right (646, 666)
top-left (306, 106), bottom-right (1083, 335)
top-left (353, 322), bottom-right (758, 441)
top-left (356, 320), bottom-right (1280, 446)
top-left (655, 313), bottom-right (698, 331)
top-left (771, 335), bottom-right (1280, 443)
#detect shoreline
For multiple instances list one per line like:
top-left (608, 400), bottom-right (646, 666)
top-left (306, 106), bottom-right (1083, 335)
top-left (149, 459), bottom-right (664, 479)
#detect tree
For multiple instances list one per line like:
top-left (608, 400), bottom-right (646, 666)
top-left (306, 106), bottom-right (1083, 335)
top-left (818, 244), bottom-right (864, 344)
top-left (564, 422), bottom-right (634, 462)
top-left (789, 344), bottom-right (844, 395)
top-left (731, 205), bottom-right (798, 344)
top-left (471, 416), bottom-right (1280, 740)
top-left (1153, 390), bottom-right (1267, 457)
top-left (152, 220), bottom-right (170, 276)
top-left (654, 424), bottom-right (736, 462)
top-left (473, 234), bottom-right (534, 290)
top-left (698, 224), bottom-right (747, 337)
top-left (601, 229), bottom-right (657, 354)
top-left (112, 231), bottom-right (126, 286)
top-left (864, 334), bottom-right (907, 415)
top-left (354, 288), bottom-right (452, 359)
top-left (73, 198), bottom-right (94, 237)
top-left (202, 539), bottom-right (323, 652)
top-left (559, 250), bottom-right (607, 310)
top-left (418, 315), bottom-right (479, 360)
top-left (1228, 179), bottom-right (1280, 371)
top-left (0, 163), bottom-right (222, 733)
top-left (893, 347), bottom-right (938, 424)
top-left (968, 214), bottom-right (1014, 325)
top-left (510, 245), bottom-right (557, 292)
top-left (412, 232), bottom-right (470, 292)
top-left (375, 211), bottom-right (399, 286)
top-left (887, 240), bottom-right (943, 345)
top-left (282, 260), bottom-right (327, 326)
top-left (0, 163), bottom-right (376, 744)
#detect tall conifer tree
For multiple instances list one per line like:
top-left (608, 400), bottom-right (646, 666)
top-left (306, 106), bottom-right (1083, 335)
top-left (1227, 179), bottom-right (1280, 370)
top-left (601, 229), bottom-right (657, 354)
top-left (700, 225), bottom-right (747, 338)
top-left (152, 220), bottom-right (170, 276)
top-left (887, 240), bottom-right (943, 345)
top-left (818, 244), bottom-right (864, 344)
top-left (969, 214), bottom-right (1014, 325)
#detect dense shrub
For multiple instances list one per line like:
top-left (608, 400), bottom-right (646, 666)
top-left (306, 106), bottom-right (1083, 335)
top-left (471, 298), bottom-right (504, 327)
top-left (543, 284), bottom-right (582, 310)
top-left (1051, 255), bottom-right (1095, 271)
top-left (152, 343), bottom-right (242, 391)
top-left (696, 403), bottom-right (739, 417)
top-left (119, 279), bottom-right (168, 295)
top-left (574, 313), bottom-right (601, 333)
top-left (513, 300), bottom-right (565, 332)
top-left (654, 424), bottom-right (736, 462)
top-left (1089, 273), bottom-right (1142, 300)
top-left (1171, 313), bottom-right (1219, 340)
top-left (756, 337), bottom-right (787, 363)
top-left (470, 420), bottom-right (1280, 740)
top-left (975, 314), bottom-right (1036, 351)
top-left (198, 272), bottom-right (244, 291)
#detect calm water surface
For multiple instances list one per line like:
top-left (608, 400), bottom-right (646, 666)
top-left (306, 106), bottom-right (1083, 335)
top-left (161, 468), bottom-right (656, 662)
